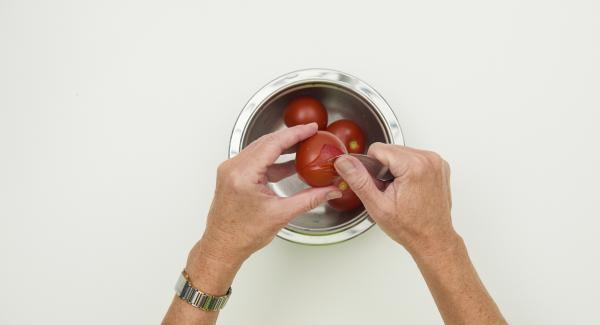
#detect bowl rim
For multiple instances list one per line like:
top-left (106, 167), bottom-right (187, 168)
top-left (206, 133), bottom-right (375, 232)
top-left (229, 68), bottom-right (404, 245)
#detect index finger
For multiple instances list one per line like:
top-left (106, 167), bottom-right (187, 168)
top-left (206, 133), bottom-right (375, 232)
top-left (367, 142), bottom-right (416, 177)
top-left (245, 123), bottom-right (318, 167)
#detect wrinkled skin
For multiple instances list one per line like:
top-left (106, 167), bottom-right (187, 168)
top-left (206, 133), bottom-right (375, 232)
top-left (334, 143), bottom-right (454, 255)
top-left (201, 123), bottom-right (342, 264)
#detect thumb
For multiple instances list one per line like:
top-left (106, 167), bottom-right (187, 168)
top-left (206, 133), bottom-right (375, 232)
top-left (334, 155), bottom-right (384, 208)
top-left (278, 186), bottom-right (342, 222)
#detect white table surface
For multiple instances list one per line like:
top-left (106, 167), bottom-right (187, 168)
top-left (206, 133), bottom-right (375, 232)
top-left (1, 0), bottom-right (599, 324)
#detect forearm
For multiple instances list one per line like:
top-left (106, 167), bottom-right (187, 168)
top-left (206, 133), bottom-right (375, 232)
top-left (162, 239), bottom-right (243, 325)
top-left (410, 234), bottom-right (507, 325)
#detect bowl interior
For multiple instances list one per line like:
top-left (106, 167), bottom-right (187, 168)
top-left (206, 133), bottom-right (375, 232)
top-left (241, 82), bottom-right (390, 234)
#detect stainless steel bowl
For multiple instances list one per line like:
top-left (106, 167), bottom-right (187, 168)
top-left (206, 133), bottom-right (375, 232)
top-left (229, 69), bottom-right (404, 245)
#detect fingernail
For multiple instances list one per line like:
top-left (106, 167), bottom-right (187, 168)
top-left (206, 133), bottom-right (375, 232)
top-left (326, 191), bottom-right (343, 200)
top-left (334, 155), bottom-right (356, 174)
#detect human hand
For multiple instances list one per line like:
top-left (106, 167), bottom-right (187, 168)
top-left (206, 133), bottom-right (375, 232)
top-left (196, 123), bottom-right (342, 267)
top-left (334, 143), bottom-right (457, 256)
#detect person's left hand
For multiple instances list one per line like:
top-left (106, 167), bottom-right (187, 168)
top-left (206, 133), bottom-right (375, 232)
top-left (196, 123), bottom-right (342, 267)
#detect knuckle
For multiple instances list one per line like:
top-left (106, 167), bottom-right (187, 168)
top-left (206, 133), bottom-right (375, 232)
top-left (307, 196), bottom-right (322, 212)
top-left (408, 151), bottom-right (445, 177)
top-left (410, 165), bottom-right (427, 178)
top-left (427, 151), bottom-right (442, 161)
top-left (351, 175), bottom-right (372, 192)
top-left (217, 161), bottom-right (245, 189)
top-left (413, 153), bottom-right (430, 167)
top-left (408, 155), bottom-right (429, 177)
top-left (426, 152), bottom-right (444, 169)
top-left (289, 130), bottom-right (304, 144)
top-left (257, 135), bottom-right (282, 154)
top-left (216, 161), bottom-right (230, 177)
top-left (367, 142), bottom-right (386, 155)
top-left (258, 133), bottom-right (278, 146)
top-left (442, 159), bottom-right (451, 173)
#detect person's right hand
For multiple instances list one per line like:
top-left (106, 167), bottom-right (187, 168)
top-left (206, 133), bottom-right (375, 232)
top-left (335, 144), bottom-right (508, 325)
top-left (334, 143), bottom-right (458, 256)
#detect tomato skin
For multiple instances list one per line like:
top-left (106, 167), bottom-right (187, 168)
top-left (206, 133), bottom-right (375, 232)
top-left (326, 119), bottom-right (366, 154)
top-left (328, 179), bottom-right (363, 211)
top-left (295, 131), bottom-right (347, 187)
top-left (284, 97), bottom-right (328, 130)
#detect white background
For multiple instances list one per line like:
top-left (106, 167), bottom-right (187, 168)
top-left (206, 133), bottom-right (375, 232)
top-left (1, 0), bottom-right (599, 324)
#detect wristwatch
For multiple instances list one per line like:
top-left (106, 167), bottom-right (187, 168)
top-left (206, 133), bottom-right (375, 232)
top-left (174, 270), bottom-right (232, 311)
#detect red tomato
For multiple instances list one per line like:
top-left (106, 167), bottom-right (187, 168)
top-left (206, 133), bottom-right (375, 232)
top-left (295, 131), bottom-right (347, 187)
top-left (328, 179), bottom-right (363, 211)
top-left (326, 119), bottom-right (366, 154)
top-left (284, 96), bottom-right (328, 130)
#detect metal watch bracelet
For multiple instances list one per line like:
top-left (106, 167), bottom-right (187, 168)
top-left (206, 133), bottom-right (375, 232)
top-left (175, 270), bottom-right (231, 311)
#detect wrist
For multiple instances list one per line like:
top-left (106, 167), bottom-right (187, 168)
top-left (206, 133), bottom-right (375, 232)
top-left (199, 224), bottom-right (252, 266)
top-left (406, 229), bottom-right (464, 261)
top-left (185, 239), bottom-right (244, 296)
